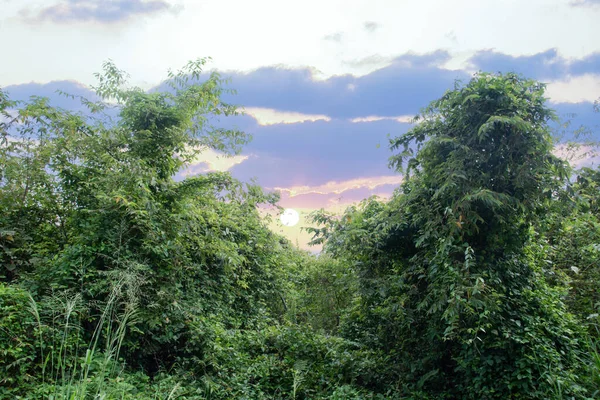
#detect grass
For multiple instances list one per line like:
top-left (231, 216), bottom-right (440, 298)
top-left (21, 273), bottom-right (185, 399)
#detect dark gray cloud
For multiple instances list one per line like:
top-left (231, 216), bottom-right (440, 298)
top-left (363, 21), bottom-right (380, 32)
top-left (468, 48), bottom-right (600, 80)
top-left (23, 0), bottom-right (176, 23)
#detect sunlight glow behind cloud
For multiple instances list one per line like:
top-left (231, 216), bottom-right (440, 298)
top-left (244, 107), bottom-right (331, 125)
top-left (181, 149), bottom-right (249, 175)
top-left (274, 175), bottom-right (404, 197)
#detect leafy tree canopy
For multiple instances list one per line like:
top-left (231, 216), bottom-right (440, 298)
top-left (0, 59), bottom-right (292, 374)
top-left (313, 73), bottom-right (587, 398)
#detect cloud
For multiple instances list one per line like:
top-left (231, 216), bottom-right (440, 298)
top-left (179, 149), bottom-right (250, 177)
top-left (275, 189), bottom-right (382, 211)
top-left (342, 54), bottom-right (394, 69)
top-left (243, 107), bottom-right (331, 125)
top-left (552, 101), bottom-right (599, 130)
top-left (350, 115), bottom-right (414, 123)
top-left (4, 80), bottom-right (99, 111)
top-left (218, 50), bottom-right (465, 119)
top-left (323, 32), bottom-right (343, 42)
top-left (23, 0), bottom-right (176, 24)
top-left (569, 53), bottom-right (600, 76)
top-left (570, 0), bottom-right (600, 6)
top-left (7, 81), bottom-right (403, 191)
top-left (546, 74), bottom-right (600, 103)
top-left (363, 21), bottom-right (380, 32)
top-left (274, 175), bottom-right (403, 197)
top-left (467, 48), bottom-right (600, 80)
top-left (468, 48), bottom-right (566, 79)
top-left (228, 117), bottom-right (410, 188)
top-left (6, 51), bottom-right (598, 195)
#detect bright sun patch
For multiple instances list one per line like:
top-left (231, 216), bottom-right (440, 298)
top-left (280, 208), bottom-right (300, 227)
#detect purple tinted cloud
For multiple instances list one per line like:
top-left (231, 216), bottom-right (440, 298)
top-left (214, 51), bottom-right (463, 119)
top-left (570, 0), bottom-right (600, 6)
top-left (149, 48), bottom-right (593, 123)
top-left (228, 117), bottom-right (408, 187)
top-left (570, 53), bottom-right (600, 76)
top-left (25, 0), bottom-right (175, 23)
top-left (3, 80), bottom-right (99, 112)
top-left (469, 49), bottom-right (600, 80)
top-left (4, 50), bottom-right (599, 189)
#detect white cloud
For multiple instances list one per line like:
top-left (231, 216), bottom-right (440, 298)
top-left (3, 0), bottom-right (600, 86)
top-left (274, 175), bottom-right (403, 197)
top-left (546, 74), bottom-right (600, 103)
top-left (180, 148), bottom-right (249, 176)
top-left (244, 107), bottom-right (331, 125)
top-left (350, 115), bottom-right (414, 123)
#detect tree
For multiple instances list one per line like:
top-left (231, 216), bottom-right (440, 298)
top-left (0, 59), bottom-right (292, 375)
top-left (318, 73), bottom-right (587, 398)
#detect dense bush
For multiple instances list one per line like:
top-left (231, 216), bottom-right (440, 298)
top-left (280, 253), bottom-right (358, 334)
top-left (0, 284), bottom-right (38, 394)
top-left (543, 167), bottom-right (600, 327)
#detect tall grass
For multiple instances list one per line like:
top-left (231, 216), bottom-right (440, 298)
top-left (25, 273), bottom-right (143, 399)
top-left (291, 360), bottom-right (307, 399)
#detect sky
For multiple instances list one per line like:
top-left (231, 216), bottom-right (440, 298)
top-left (2, 0), bottom-right (600, 250)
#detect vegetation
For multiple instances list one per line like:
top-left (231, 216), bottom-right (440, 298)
top-left (1, 62), bottom-right (599, 398)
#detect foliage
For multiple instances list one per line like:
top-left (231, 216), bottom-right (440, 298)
top-left (0, 284), bottom-right (38, 393)
top-left (0, 60), bottom-right (297, 394)
top-left (313, 73), bottom-right (589, 398)
top-left (185, 323), bottom-right (389, 399)
top-left (2, 64), bottom-right (600, 399)
top-left (0, 280), bottom-right (147, 399)
top-left (538, 165), bottom-right (600, 335)
top-left (280, 251), bottom-right (358, 334)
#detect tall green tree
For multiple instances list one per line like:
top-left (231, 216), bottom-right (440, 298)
top-left (0, 60), bottom-right (291, 375)
top-left (316, 73), bottom-right (587, 398)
